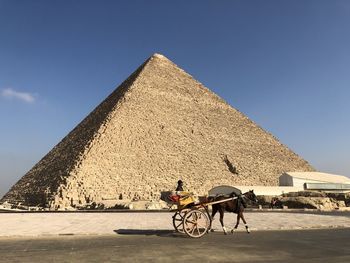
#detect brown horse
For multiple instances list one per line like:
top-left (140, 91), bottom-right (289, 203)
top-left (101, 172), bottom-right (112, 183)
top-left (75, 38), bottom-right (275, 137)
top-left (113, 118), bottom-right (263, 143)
top-left (210, 190), bottom-right (258, 234)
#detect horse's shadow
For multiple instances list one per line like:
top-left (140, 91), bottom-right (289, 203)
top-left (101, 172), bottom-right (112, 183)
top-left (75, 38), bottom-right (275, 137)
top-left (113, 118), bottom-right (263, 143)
top-left (114, 229), bottom-right (187, 238)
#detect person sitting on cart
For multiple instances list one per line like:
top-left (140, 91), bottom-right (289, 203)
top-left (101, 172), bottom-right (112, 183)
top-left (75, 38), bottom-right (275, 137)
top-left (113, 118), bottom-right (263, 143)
top-left (174, 180), bottom-right (198, 207)
top-left (176, 180), bottom-right (184, 191)
top-left (175, 180), bottom-right (192, 197)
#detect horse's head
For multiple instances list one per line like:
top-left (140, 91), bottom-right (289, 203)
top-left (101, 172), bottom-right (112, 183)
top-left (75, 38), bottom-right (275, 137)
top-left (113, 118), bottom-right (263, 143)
top-left (244, 190), bottom-right (258, 203)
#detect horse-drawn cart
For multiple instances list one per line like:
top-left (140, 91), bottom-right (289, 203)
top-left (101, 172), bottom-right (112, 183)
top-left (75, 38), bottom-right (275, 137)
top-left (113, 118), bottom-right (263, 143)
top-left (163, 186), bottom-right (241, 238)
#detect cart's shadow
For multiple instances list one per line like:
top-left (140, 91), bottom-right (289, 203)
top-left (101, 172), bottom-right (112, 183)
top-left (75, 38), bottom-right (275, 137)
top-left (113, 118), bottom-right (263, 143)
top-left (114, 229), bottom-right (188, 238)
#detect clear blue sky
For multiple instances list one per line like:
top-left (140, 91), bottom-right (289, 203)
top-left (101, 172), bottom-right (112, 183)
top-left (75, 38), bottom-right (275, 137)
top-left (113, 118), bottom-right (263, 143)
top-left (1, 0), bottom-right (349, 198)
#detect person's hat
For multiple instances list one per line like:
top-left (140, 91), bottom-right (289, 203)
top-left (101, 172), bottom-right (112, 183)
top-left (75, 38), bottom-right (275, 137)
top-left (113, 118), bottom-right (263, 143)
top-left (178, 180), bottom-right (183, 184)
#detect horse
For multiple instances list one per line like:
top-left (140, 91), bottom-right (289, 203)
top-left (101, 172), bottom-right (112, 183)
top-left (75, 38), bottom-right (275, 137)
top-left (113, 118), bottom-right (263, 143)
top-left (210, 190), bottom-right (258, 235)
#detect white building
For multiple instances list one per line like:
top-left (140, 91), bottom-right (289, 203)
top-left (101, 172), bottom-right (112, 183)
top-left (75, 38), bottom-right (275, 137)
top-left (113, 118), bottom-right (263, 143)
top-left (231, 172), bottom-right (350, 196)
top-left (279, 172), bottom-right (350, 188)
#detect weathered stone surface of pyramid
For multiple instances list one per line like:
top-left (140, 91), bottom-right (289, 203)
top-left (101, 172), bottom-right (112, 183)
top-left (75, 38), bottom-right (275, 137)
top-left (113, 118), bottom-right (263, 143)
top-left (1, 53), bottom-right (314, 209)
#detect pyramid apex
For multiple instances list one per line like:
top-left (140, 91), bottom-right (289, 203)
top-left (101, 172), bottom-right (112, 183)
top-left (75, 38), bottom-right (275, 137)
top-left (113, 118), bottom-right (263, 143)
top-left (151, 53), bottom-right (168, 60)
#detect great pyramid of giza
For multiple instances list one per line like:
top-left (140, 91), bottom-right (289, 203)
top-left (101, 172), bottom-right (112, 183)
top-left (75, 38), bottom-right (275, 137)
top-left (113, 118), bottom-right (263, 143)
top-left (1, 53), bottom-right (314, 209)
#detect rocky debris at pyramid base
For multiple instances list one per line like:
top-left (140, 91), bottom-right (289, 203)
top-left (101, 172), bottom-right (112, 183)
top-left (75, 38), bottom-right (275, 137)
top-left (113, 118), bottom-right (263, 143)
top-left (2, 193), bottom-right (350, 211)
top-left (1, 53), bottom-right (315, 210)
top-left (82, 199), bottom-right (170, 210)
top-left (0, 199), bottom-right (171, 211)
top-left (258, 191), bottom-right (350, 210)
top-left (281, 196), bottom-right (346, 210)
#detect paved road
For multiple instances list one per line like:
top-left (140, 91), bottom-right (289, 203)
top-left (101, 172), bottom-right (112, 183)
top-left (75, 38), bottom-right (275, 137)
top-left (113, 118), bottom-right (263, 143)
top-left (0, 228), bottom-right (349, 263)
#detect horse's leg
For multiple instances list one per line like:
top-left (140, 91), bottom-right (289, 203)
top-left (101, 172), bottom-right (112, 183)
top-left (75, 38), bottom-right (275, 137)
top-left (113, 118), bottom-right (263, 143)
top-left (219, 208), bottom-right (227, 235)
top-left (231, 212), bottom-right (240, 234)
top-left (211, 205), bottom-right (218, 220)
top-left (210, 205), bottom-right (218, 232)
top-left (240, 211), bottom-right (250, 233)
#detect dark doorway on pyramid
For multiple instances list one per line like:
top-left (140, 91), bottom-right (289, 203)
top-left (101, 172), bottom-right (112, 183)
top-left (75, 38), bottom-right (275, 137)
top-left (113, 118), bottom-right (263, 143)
top-left (223, 155), bottom-right (238, 175)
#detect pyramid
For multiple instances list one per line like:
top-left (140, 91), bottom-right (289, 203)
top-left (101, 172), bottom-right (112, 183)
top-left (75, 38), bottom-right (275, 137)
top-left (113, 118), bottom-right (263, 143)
top-left (1, 54), bottom-right (314, 209)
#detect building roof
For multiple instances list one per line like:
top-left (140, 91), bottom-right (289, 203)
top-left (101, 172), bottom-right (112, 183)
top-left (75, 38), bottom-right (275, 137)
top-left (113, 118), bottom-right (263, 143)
top-left (284, 172), bottom-right (350, 184)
